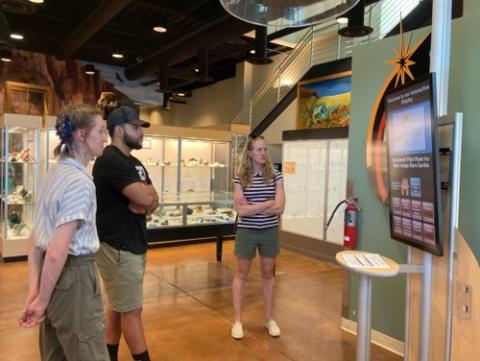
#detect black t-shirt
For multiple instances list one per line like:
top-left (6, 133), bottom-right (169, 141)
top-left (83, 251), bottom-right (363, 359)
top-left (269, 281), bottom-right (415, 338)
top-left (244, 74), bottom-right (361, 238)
top-left (93, 145), bottom-right (152, 254)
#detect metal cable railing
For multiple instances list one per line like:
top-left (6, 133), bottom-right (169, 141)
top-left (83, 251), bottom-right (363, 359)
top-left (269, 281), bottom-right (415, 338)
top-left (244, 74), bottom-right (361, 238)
top-left (233, 0), bottom-right (420, 129)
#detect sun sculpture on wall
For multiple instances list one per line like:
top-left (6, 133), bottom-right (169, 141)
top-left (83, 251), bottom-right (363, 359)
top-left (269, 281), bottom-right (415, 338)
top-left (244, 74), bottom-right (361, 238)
top-left (386, 21), bottom-right (416, 88)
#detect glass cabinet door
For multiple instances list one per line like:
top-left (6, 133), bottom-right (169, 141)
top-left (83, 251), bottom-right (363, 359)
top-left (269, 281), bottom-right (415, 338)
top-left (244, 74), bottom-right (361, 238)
top-left (163, 138), bottom-right (179, 193)
top-left (46, 128), bottom-right (58, 171)
top-left (212, 142), bottom-right (230, 193)
top-left (180, 139), bottom-right (212, 193)
top-left (0, 114), bottom-right (41, 259)
top-left (133, 135), bottom-right (165, 193)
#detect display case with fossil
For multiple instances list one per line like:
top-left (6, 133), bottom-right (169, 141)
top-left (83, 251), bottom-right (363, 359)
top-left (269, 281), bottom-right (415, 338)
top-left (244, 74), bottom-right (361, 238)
top-left (0, 114), bottom-right (41, 259)
top-left (146, 191), bottom-right (236, 230)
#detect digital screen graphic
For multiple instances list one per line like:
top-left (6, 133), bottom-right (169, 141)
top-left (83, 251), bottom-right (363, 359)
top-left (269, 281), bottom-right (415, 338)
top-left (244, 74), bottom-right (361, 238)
top-left (385, 75), bottom-right (442, 256)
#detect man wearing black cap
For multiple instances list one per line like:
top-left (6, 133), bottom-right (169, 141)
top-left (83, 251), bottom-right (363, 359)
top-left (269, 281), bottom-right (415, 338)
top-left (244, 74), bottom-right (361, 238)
top-left (93, 106), bottom-right (158, 361)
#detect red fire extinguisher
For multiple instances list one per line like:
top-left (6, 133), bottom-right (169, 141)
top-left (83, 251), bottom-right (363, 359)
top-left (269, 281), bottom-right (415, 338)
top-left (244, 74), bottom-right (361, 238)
top-left (325, 197), bottom-right (359, 249)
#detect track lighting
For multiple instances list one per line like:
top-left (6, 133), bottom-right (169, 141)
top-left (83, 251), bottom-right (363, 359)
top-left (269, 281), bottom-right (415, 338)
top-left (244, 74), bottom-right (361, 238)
top-left (85, 64), bottom-right (95, 75)
top-left (0, 47), bottom-right (12, 62)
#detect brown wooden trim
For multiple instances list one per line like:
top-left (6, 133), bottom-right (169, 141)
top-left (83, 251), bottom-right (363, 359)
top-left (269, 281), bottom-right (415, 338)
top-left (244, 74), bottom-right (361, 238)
top-left (5, 81), bottom-right (53, 123)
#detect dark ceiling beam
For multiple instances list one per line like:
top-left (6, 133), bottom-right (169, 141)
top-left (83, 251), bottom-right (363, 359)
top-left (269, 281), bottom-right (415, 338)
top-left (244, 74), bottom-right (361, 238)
top-left (31, 13), bottom-right (143, 40)
top-left (140, 42), bottom-right (254, 87)
top-left (133, 0), bottom-right (198, 23)
top-left (124, 15), bottom-right (253, 81)
top-left (56, 0), bottom-right (133, 59)
top-left (140, 34), bottom-right (293, 88)
top-left (163, 0), bottom-right (211, 27)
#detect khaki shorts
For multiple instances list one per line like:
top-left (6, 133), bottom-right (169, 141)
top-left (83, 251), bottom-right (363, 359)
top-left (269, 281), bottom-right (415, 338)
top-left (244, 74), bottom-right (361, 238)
top-left (96, 242), bottom-right (146, 313)
top-left (234, 227), bottom-right (280, 259)
top-left (40, 254), bottom-right (108, 361)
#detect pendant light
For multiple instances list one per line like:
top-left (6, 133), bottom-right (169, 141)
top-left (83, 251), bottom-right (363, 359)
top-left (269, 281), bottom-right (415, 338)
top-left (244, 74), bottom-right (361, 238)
top-left (338, 0), bottom-right (373, 37)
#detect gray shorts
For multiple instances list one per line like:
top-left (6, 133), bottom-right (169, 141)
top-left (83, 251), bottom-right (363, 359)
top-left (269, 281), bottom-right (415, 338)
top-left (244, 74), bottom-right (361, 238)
top-left (40, 254), bottom-right (108, 361)
top-left (96, 242), bottom-right (146, 313)
top-left (234, 227), bottom-right (280, 259)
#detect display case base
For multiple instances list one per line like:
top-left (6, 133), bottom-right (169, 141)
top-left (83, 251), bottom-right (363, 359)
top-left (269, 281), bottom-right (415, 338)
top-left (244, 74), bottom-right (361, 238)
top-left (0, 235), bottom-right (29, 261)
top-left (1, 254), bottom-right (28, 262)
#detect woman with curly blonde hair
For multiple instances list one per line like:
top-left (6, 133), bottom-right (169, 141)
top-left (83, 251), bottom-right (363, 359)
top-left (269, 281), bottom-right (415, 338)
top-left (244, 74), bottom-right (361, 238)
top-left (231, 135), bottom-right (285, 340)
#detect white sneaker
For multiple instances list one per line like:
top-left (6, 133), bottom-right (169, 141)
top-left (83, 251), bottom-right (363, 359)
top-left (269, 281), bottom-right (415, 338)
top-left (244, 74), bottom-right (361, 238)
top-left (231, 321), bottom-right (244, 339)
top-left (265, 320), bottom-right (281, 337)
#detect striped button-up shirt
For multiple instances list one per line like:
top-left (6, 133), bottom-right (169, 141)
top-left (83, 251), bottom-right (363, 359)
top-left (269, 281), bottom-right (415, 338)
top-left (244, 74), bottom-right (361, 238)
top-left (34, 157), bottom-right (99, 255)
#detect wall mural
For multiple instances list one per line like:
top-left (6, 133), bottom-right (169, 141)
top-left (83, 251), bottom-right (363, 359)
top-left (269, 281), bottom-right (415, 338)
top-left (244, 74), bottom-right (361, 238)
top-left (0, 49), bottom-right (130, 115)
top-left (296, 71), bottom-right (352, 129)
top-left (365, 30), bottom-right (431, 204)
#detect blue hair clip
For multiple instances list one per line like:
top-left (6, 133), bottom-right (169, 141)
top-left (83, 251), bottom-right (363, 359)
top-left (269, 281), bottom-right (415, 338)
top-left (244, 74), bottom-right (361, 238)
top-left (56, 116), bottom-right (76, 144)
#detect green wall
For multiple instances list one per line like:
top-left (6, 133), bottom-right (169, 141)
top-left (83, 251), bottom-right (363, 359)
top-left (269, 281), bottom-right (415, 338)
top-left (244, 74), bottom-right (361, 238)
top-left (347, 0), bottom-right (480, 341)
top-left (348, 29), bottom-right (429, 341)
top-left (449, 0), bottom-right (480, 262)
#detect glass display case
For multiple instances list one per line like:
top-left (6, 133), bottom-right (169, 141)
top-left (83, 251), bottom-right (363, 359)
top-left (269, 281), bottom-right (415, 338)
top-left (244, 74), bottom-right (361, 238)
top-left (133, 136), bottom-right (231, 195)
top-left (146, 191), bottom-right (236, 230)
top-left (146, 191), bottom-right (236, 261)
top-left (0, 114), bottom-right (41, 260)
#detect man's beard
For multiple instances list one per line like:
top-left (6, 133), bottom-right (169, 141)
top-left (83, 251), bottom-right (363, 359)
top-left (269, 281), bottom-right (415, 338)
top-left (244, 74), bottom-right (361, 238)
top-left (123, 131), bottom-right (142, 150)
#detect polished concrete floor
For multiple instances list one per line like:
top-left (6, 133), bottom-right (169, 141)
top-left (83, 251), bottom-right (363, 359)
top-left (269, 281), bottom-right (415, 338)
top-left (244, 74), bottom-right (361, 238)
top-left (0, 241), bottom-right (402, 361)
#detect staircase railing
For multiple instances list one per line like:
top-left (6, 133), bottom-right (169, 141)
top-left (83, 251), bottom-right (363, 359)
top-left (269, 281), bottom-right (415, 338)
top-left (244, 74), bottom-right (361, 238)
top-left (233, 0), bottom-right (421, 130)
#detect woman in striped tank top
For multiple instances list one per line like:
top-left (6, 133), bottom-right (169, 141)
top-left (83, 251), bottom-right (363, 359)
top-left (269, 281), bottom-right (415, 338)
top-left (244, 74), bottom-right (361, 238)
top-left (231, 136), bottom-right (285, 340)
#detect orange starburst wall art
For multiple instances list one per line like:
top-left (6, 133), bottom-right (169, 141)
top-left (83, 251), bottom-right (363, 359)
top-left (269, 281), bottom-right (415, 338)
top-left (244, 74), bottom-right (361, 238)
top-left (386, 21), bottom-right (416, 88)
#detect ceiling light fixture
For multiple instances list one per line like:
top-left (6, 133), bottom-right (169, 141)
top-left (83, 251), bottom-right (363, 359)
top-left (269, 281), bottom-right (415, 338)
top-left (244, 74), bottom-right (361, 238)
top-left (194, 68), bottom-right (199, 73)
top-left (153, 26), bottom-right (167, 33)
top-left (176, 93), bottom-right (185, 97)
top-left (338, 0), bottom-right (373, 37)
top-left (112, 52), bottom-right (124, 59)
top-left (247, 26), bottom-right (273, 65)
top-left (84, 64), bottom-right (95, 75)
top-left (28, 0), bottom-right (44, 3)
top-left (10, 33), bottom-right (24, 40)
top-left (0, 48), bottom-right (12, 62)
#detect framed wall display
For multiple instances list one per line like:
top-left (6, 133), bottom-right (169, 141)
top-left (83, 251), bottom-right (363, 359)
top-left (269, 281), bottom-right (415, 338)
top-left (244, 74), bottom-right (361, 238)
top-left (385, 74), bottom-right (442, 256)
top-left (5, 81), bottom-right (53, 118)
top-left (296, 71), bottom-right (352, 129)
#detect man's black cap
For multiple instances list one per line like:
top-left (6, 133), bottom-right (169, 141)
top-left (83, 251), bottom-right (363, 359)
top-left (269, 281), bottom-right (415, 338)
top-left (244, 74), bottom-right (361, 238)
top-left (107, 106), bottom-right (150, 128)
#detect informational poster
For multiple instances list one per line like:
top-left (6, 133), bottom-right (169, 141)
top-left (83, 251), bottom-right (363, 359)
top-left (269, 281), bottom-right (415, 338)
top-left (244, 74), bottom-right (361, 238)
top-left (385, 75), bottom-right (442, 256)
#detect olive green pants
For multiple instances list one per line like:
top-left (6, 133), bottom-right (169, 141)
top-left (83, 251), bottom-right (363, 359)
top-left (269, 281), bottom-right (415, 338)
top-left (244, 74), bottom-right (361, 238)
top-left (40, 254), bottom-right (108, 361)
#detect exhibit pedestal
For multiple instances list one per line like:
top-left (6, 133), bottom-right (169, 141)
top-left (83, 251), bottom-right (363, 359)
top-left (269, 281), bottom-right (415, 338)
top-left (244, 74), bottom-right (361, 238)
top-left (336, 250), bottom-right (400, 361)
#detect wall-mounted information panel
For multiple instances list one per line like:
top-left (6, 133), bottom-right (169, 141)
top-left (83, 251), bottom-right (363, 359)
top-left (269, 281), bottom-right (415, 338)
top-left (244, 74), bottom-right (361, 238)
top-left (385, 74), bottom-right (442, 256)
